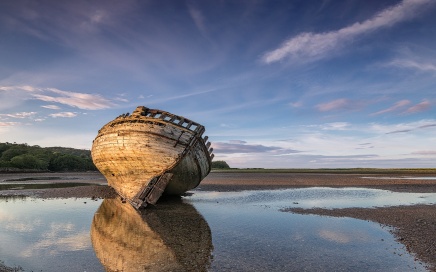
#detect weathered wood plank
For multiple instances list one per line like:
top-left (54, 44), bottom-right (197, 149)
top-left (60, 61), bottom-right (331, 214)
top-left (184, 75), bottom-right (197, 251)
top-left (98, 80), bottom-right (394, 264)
top-left (91, 106), bottom-right (213, 208)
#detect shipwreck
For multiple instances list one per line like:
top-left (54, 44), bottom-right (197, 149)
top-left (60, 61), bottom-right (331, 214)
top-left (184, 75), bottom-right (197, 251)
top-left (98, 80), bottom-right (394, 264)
top-left (91, 106), bottom-right (214, 208)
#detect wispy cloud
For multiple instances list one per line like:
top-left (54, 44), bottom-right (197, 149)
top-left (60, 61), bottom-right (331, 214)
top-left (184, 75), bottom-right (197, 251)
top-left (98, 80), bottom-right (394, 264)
top-left (0, 85), bottom-right (114, 110)
top-left (262, 0), bottom-right (434, 64)
top-left (386, 129), bottom-right (413, 134)
top-left (41, 105), bottom-right (61, 110)
top-left (369, 119), bottom-right (436, 134)
top-left (35, 88), bottom-right (114, 110)
top-left (149, 88), bottom-right (220, 105)
top-left (2, 1), bottom-right (131, 43)
top-left (371, 99), bottom-right (410, 115)
top-left (386, 59), bottom-right (436, 73)
top-left (289, 102), bottom-right (303, 108)
top-left (411, 150), bottom-right (436, 155)
top-left (316, 99), bottom-right (349, 112)
top-left (418, 123), bottom-right (436, 129)
top-left (113, 96), bottom-right (129, 103)
top-left (405, 99), bottom-right (431, 113)
top-left (315, 98), bottom-right (364, 112)
top-left (0, 122), bottom-right (19, 127)
top-left (371, 99), bottom-right (431, 116)
top-left (188, 3), bottom-right (207, 37)
top-left (304, 122), bottom-right (351, 131)
top-left (0, 112), bottom-right (37, 119)
top-left (321, 122), bottom-right (350, 130)
top-left (213, 140), bottom-right (300, 154)
top-left (228, 140), bottom-right (248, 144)
top-left (213, 141), bottom-right (281, 154)
top-left (356, 143), bottom-right (374, 150)
top-left (49, 112), bottom-right (77, 118)
top-left (214, 119), bottom-right (436, 168)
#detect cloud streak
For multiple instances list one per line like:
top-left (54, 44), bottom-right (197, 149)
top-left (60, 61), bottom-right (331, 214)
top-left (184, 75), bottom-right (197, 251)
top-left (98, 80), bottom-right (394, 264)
top-left (262, 0), bottom-right (434, 64)
top-left (372, 99), bottom-right (431, 116)
top-left (371, 100), bottom-right (410, 115)
top-left (386, 129), bottom-right (412, 134)
top-left (315, 99), bottom-right (364, 112)
top-left (406, 99), bottom-right (431, 113)
top-left (49, 112), bottom-right (78, 118)
top-left (0, 112), bottom-right (37, 119)
top-left (188, 3), bottom-right (207, 38)
top-left (411, 151), bottom-right (436, 155)
top-left (387, 59), bottom-right (436, 73)
top-left (0, 122), bottom-right (19, 127)
top-left (0, 85), bottom-right (114, 110)
top-left (34, 88), bottom-right (114, 110)
top-left (213, 141), bottom-right (300, 155)
top-left (379, 119), bottom-right (436, 134)
top-left (41, 105), bottom-right (61, 110)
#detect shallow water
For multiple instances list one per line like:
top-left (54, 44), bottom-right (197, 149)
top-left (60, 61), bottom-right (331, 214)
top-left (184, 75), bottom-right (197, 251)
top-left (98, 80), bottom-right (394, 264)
top-left (185, 189), bottom-right (432, 271)
top-left (0, 197), bottom-right (104, 271)
top-left (190, 187), bottom-right (436, 209)
top-left (1, 187), bottom-right (434, 271)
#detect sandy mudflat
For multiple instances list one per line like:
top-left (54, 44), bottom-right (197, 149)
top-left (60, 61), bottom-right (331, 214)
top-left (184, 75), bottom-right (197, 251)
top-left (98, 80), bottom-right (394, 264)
top-left (0, 172), bottom-right (117, 199)
top-left (2, 171), bottom-right (436, 197)
top-left (199, 172), bottom-right (436, 193)
top-left (1, 171), bottom-right (436, 270)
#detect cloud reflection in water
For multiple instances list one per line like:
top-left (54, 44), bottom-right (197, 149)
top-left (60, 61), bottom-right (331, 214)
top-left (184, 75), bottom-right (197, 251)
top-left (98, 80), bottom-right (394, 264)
top-left (91, 197), bottom-right (213, 272)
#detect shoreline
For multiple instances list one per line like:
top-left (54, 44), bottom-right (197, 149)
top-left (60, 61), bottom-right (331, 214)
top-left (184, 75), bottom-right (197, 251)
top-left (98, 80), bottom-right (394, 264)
top-left (287, 205), bottom-right (436, 272)
top-left (2, 172), bottom-right (436, 198)
top-left (1, 172), bottom-right (436, 271)
top-left (2, 171), bottom-right (436, 197)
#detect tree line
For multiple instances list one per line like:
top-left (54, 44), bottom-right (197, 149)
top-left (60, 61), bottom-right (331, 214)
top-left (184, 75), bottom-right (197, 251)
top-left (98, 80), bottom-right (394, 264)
top-left (0, 142), bottom-right (96, 172)
top-left (211, 160), bottom-right (230, 169)
top-left (0, 142), bottom-right (231, 172)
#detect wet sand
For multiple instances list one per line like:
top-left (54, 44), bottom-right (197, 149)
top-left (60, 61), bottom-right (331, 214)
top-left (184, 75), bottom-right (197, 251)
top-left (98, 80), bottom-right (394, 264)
top-left (1, 171), bottom-right (436, 271)
top-left (287, 205), bottom-right (436, 271)
top-left (0, 172), bottom-right (117, 199)
top-left (199, 172), bottom-right (436, 193)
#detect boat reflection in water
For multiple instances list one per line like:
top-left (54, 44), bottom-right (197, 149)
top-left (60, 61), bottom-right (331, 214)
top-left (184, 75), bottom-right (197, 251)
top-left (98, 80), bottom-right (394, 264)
top-left (91, 197), bottom-right (213, 272)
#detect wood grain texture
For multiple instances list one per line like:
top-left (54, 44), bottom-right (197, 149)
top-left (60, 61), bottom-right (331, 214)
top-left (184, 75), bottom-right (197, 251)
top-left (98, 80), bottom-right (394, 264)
top-left (91, 106), bottom-right (212, 207)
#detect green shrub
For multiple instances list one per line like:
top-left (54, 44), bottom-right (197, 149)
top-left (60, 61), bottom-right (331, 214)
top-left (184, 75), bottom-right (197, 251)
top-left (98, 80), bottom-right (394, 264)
top-left (10, 154), bottom-right (48, 170)
top-left (211, 160), bottom-right (230, 169)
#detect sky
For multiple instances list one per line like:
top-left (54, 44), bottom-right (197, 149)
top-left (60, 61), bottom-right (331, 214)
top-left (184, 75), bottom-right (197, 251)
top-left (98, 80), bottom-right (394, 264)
top-left (0, 0), bottom-right (435, 168)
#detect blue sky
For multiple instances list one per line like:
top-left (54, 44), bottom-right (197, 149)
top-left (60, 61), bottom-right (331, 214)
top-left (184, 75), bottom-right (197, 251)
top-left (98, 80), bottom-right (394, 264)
top-left (1, 0), bottom-right (435, 168)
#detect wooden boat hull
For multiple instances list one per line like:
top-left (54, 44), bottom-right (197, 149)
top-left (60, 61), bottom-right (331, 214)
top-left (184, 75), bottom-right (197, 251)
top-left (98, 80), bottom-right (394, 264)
top-left (91, 106), bottom-right (213, 208)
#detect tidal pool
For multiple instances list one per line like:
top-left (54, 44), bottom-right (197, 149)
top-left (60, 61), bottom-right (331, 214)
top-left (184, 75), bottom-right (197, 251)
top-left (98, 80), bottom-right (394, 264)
top-left (0, 187), bottom-right (433, 271)
top-left (189, 187), bottom-right (436, 209)
top-left (0, 197), bottom-right (104, 271)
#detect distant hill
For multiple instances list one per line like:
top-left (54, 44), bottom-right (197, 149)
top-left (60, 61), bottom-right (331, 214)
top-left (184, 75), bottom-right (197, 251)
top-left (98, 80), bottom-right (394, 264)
top-left (0, 142), bottom-right (96, 172)
top-left (211, 160), bottom-right (230, 169)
